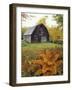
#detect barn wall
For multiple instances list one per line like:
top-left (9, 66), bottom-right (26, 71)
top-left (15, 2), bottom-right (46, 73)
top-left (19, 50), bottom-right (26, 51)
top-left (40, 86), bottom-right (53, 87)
top-left (31, 24), bottom-right (49, 43)
top-left (23, 35), bottom-right (31, 43)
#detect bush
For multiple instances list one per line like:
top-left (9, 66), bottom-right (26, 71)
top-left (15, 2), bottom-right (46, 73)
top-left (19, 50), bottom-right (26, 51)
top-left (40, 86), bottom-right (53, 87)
top-left (21, 48), bottom-right (63, 77)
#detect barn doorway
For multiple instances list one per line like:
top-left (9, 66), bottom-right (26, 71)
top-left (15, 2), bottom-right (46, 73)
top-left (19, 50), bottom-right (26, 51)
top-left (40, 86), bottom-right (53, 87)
top-left (41, 36), bottom-right (47, 42)
top-left (38, 35), bottom-right (47, 43)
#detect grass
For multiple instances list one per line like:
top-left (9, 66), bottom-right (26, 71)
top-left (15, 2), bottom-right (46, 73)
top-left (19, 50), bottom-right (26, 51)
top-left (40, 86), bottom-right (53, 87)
top-left (22, 42), bottom-right (62, 50)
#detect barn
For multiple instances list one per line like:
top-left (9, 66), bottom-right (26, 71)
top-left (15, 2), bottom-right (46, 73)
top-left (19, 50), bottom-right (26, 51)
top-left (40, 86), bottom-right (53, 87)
top-left (23, 24), bottom-right (49, 43)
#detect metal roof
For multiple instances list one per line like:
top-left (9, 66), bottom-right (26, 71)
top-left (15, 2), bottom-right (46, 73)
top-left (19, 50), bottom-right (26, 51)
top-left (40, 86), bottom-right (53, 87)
top-left (24, 25), bottom-right (36, 35)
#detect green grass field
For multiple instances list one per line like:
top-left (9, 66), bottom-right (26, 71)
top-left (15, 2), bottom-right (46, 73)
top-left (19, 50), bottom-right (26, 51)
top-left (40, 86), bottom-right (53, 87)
top-left (22, 42), bottom-right (62, 50)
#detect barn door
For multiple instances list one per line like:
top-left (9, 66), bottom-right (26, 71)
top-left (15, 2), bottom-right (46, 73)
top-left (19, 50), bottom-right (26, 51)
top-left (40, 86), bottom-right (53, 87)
top-left (41, 36), bottom-right (47, 42)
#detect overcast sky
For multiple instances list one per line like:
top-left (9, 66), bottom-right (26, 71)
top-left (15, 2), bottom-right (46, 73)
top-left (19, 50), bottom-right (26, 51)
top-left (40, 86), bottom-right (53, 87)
top-left (21, 13), bottom-right (58, 28)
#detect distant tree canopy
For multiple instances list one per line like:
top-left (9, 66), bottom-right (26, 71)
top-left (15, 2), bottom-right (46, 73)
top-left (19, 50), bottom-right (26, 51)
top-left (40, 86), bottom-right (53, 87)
top-left (37, 16), bottom-right (48, 26)
top-left (53, 14), bottom-right (63, 27)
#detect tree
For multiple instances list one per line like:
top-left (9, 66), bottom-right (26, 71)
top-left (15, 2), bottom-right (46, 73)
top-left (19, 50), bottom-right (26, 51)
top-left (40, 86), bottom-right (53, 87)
top-left (37, 16), bottom-right (48, 25)
top-left (53, 14), bottom-right (63, 27)
top-left (21, 13), bottom-right (35, 21)
top-left (48, 27), bottom-right (63, 42)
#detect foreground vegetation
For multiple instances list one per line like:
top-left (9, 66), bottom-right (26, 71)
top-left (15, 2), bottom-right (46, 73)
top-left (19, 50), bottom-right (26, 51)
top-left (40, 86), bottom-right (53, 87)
top-left (21, 42), bottom-right (63, 77)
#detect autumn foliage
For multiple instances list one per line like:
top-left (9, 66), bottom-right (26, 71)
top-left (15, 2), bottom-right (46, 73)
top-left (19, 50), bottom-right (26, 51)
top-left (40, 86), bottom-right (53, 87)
top-left (22, 48), bottom-right (63, 77)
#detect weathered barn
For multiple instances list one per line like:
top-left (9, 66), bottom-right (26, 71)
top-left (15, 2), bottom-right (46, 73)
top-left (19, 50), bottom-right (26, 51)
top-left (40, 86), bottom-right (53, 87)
top-left (23, 24), bottom-right (49, 43)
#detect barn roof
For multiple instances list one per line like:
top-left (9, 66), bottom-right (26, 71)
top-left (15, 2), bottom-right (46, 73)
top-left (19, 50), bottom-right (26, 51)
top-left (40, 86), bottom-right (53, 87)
top-left (24, 25), bottom-right (36, 35)
top-left (23, 24), bottom-right (47, 35)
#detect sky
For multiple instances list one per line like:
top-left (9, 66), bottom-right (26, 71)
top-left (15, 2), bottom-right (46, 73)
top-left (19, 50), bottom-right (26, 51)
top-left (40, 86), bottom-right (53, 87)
top-left (21, 13), bottom-right (58, 28)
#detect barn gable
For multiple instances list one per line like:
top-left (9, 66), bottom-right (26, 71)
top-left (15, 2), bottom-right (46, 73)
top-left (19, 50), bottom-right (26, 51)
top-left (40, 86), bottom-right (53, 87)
top-left (23, 24), bottom-right (49, 43)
